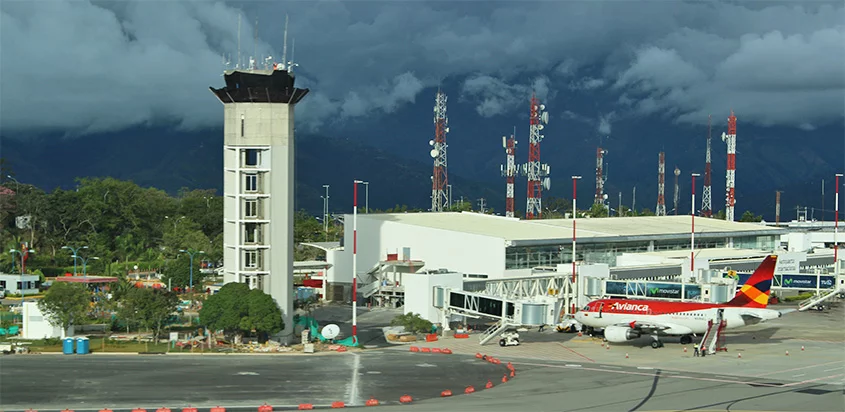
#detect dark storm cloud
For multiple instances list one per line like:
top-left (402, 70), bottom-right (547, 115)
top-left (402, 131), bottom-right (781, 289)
top-left (1, 0), bottom-right (842, 135)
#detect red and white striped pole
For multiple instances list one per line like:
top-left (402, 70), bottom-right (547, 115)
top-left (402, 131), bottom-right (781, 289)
top-left (836, 173), bottom-right (842, 270)
top-left (353, 179), bottom-right (363, 337)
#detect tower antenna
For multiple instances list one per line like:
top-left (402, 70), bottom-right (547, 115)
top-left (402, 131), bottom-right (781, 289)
top-left (673, 166), bottom-right (681, 215)
top-left (722, 110), bottom-right (737, 221)
top-left (501, 130), bottom-right (518, 218)
top-left (289, 38), bottom-right (297, 74)
top-left (253, 18), bottom-right (258, 70)
top-left (656, 152), bottom-right (667, 216)
top-left (701, 115), bottom-right (713, 217)
top-left (237, 12), bottom-right (242, 69)
top-left (281, 14), bottom-right (289, 71)
top-left (522, 94), bottom-right (550, 219)
top-left (430, 89), bottom-right (450, 212)
top-left (594, 146), bottom-right (607, 206)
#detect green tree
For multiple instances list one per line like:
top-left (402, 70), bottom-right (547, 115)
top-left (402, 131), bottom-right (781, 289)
top-left (199, 282), bottom-right (251, 343)
top-left (162, 255), bottom-right (203, 290)
top-left (37, 282), bottom-right (91, 338)
top-left (244, 289), bottom-right (284, 342)
top-left (118, 287), bottom-right (179, 339)
top-left (390, 313), bottom-right (433, 334)
top-left (739, 210), bottom-right (763, 222)
top-left (588, 203), bottom-right (609, 217)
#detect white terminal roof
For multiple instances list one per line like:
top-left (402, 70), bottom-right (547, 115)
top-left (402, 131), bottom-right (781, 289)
top-left (357, 212), bottom-right (784, 246)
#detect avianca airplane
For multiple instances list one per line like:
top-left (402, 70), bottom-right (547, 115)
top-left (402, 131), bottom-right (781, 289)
top-left (573, 255), bottom-right (787, 348)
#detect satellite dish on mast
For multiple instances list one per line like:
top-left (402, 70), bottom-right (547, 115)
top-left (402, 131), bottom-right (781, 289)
top-left (543, 178), bottom-right (551, 190)
top-left (321, 324), bottom-right (340, 340)
top-left (430, 149), bottom-right (439, 158)
top-left (541, 112), bottom-right (549, 124)
top-left (502, 136), bottom-right (507, 148)
top-left (538, 124), bottom-right (544, 131)
top-left (429, 140), bottom-right (435, 146)
top-left (539, 104), bottom-right (545, 111)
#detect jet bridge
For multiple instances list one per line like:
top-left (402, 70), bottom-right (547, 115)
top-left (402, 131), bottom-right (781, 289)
top-left (433, 287), bottom-right (562, 345)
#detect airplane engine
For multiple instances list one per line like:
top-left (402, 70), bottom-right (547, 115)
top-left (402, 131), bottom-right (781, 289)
top-left (604, 326), bottom-right (641, 343)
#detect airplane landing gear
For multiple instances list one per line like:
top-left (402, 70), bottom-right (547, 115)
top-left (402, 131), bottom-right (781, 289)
top-left (650, 335), bottom-right (664, 349)
top-left (679, 335), bottom-right (693, 345)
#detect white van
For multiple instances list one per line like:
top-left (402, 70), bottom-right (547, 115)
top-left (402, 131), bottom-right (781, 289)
top-left (0, 286), bottom-right (6, 299)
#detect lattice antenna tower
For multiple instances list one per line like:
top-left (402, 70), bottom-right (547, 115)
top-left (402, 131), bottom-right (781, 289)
top-left (430, 89), bottom-right (450, 212)
top-left (673, 166), bottom-right (681, 215)
top-left (594, 145), bottom-right (608, 205)
top-left (701, 115), bottom-right (713, 217)
top-left (656, 152), bottom-right (667, 216)
top-left (721, 110), bottom-right (737, 221)
top-left (521, 95), bottom-right (550, 219)
top-left (501, 130), bottom-right (518, 218)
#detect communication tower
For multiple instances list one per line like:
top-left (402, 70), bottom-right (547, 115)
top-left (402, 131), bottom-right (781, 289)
top-left (721, 110), bottom-right (737, 221)
top-left (501, 132), bottom-right (518, 218)
top-left (673, 166), bottom-right (681, 215)
top-left (521, 95), bottom-right (550, 219)
top-left (594, 147), bottom-right (608, 206)
top-left (656, 152), bottom-right (667, 216)
top-left (701, 115), bottom-right (713, 217)
top-left (430, 90), bottom-right (450, 212)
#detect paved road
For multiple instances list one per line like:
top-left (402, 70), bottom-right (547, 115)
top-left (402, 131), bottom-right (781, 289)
top-left (0, 352), bottom-right (508, 410)
top-left (1, 352), bottom-right (841, 412)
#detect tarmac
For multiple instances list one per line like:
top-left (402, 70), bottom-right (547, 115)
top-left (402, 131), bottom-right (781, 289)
top-left (0, 302), bottom-right (842, 412)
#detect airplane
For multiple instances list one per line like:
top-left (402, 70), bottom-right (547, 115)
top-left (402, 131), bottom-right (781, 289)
top-left (573, 255), bottom-right (787, 348)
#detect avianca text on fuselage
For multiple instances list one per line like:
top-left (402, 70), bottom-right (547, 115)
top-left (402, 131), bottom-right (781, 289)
top-left (610, 302), bottom-right (651, 312)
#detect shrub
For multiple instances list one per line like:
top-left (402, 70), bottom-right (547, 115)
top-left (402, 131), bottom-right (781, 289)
top-left (390, 313), bottom-right (433, 334)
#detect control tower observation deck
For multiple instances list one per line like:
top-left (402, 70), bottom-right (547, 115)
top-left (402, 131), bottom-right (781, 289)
top-left (210, 66), bottom-right (309, 344)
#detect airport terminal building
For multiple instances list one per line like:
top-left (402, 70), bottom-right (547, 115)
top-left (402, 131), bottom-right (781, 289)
top-left (324, 212), bottom-right (787, 285)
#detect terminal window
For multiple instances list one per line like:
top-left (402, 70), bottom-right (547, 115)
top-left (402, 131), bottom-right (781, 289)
top-left (244, 149), bottom-right (259, 167)
top-left (244, 250), bottom-right (259, 269)
top-left (244, 174), bottom-right (258, 192)
top-left (244, 199), bottom-right (258, 218)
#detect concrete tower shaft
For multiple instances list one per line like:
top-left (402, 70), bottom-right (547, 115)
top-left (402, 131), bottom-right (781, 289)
top-left (211, 68), bottom-right (309, 345)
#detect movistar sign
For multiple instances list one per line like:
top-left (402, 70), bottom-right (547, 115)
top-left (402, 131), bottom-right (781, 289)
top-left (780, 274), bottom-right (835, 289)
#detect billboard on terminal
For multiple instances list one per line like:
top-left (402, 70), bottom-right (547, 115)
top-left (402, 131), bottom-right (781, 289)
top-left (780, 274), bottom-right (835, 289)
top-left (684, 285), bottom-right (701, 300)
top-left (605, 281), bottom-right (626, 296)
top-left (645, 282), bottom-right (682, 299)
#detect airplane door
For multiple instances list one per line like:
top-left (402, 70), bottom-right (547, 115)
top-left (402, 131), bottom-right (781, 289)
top-left (598, 303), bottom-right (604, 318)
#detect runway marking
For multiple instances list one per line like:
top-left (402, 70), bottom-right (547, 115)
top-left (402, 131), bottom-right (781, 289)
top-left (236, 372), bottom-right (259, 375)
top-left (348, 353), bottom-right (361, 406)
top-left (416, 363), bottom-right (437, 367)
top-left (366, 371), bottom-right (382, 374)
top-left (557, 342), bottom-right (596, 363)
top-left (823, 367), bottom-right (844, 372)
top-left (753, 360), bottom-right (844, 377)
top-left (637, 367), bottom-right (654, 370)
top-left (600, 365), bottom-right (622, 369)
top-left (565, 364), bottom-right (582, 368)
top-left (781, 373), bottom-right (845, 387)
top-left (793, 374), bottom-right (806, 377)
top-left (511, 361), bottom-right (784, 388)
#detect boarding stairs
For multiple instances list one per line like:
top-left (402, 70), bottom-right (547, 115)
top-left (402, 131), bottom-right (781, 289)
top-left (699, 311), bottom-right (727, 355)
top-left (478, 319), bottom-right (512, 346)
top-left (798, 287), bottom-right (844, 312)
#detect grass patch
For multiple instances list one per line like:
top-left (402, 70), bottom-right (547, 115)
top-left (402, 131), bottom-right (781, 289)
top-left (25, 338), bottom-right (207, 354)
top-left (782, 292), bottom-right (815, 302)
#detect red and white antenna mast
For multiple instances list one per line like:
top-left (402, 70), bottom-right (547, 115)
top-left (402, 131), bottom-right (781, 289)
top-left (656, 152), bottom-right (667, 216)
top-left (701, 115), bottom-right (713, 217)
top-left (594, 147), bottom-right (607, 206)
top-left (501, 131), bottom-right (518, 218)
top-left (522, 94), bottom-right (550, 220)
top-left (430, 89), bottom-right (450, 212)
top-left (721, 110), bottom-right (737, 221)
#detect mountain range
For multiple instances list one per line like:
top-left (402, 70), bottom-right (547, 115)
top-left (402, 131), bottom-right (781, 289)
top-left (1, 83), bottom-right (843, 220)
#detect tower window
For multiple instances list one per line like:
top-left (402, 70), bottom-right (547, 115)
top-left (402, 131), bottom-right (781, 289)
top-left (244, 149), bottom-right (259, 167)
top-left (244, 199), bottom-right (258, 218)
top-left (244, 222), bottom-right (260, 243)
top-left (240, 114), bottom-right (245, 137)
top-left (244, 250), bottom-right (258, 269)
top-left (244, 174), bottom-right (258, 192)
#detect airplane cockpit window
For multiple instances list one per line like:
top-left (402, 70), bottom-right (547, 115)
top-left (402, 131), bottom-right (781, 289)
top-left (582, 305), bottom-right (590, 311)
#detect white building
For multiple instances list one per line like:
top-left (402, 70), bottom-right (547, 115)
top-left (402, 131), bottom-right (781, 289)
top-left (22, 301), bottom-right (74, 340)
top-left (332, 212), bottom-right (787, 284)
top-left (210, 65), bottom-right (309, 344)
top-left (0, 273), bottom-right (40, 296)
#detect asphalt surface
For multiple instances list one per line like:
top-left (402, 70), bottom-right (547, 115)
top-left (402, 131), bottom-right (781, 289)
top-left (0, 352), bottom-right (509, 410)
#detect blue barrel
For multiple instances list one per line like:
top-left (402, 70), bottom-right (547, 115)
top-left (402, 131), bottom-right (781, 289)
top-left (76, 337), bottom-right (90, 355)
top-left (62, 337), bottom-right (75, 355)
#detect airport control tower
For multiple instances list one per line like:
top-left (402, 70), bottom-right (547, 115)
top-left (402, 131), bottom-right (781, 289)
top-left (209, 55), bottom-right (309, 343)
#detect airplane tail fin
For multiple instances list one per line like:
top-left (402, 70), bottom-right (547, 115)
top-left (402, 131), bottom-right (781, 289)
top-left (726, 255), bottom-right (777, 308)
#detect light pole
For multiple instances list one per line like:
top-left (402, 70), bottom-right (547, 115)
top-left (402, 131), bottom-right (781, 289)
top-left (322, 185), bottom-right (330, 240)
top-left (691, 173), bottom-right (701, 282)
top-left (363, 181), bottom-right (369, 214)
top-left (9, 248), bottom-right (35, 303)
top-left (447, 184), bottom-right (453, 210)
top-left (352, 179), bottom-right (365, 338)
top-left (179, 249), bottom-right (205, 292)
top-left (62, 245), bottom-right (88, 276)
top-left (164, 215), bottom-right (187, 230)
top-left (836, 173), bottom-right (842, 274)
top-left (571, 176), bottom-right (582, 314)
top-left (81, 256), bottom-right (100, 278)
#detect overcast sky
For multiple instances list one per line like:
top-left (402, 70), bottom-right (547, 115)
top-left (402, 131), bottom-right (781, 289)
top-left (1, 0), bottom-right (843, 136)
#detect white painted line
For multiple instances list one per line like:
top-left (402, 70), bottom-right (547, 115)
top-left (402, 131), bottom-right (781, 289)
top-left (823, 367), bottom-right (844, 372)
top-left (715, 376), bottom-right (735, 379)
top-left (600, 365), bottom-right (622, 369)
top-left (637, 367), bottom-right (654, 370)
top-left (793, 374), bottom-right (806, 377)
top-left (565, 364), bottom-right (582, 368)
top-left (662, 371), bottom-right (680, 375)
top-left (348, 353), bottom-right (361, 406)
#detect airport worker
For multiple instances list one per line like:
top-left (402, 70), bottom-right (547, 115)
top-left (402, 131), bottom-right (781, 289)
top-left (693, 343), bottom-right (700, 357)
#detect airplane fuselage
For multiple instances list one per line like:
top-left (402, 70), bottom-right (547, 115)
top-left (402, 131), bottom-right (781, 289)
top-left (575, 300), bottom-right (782, 336)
